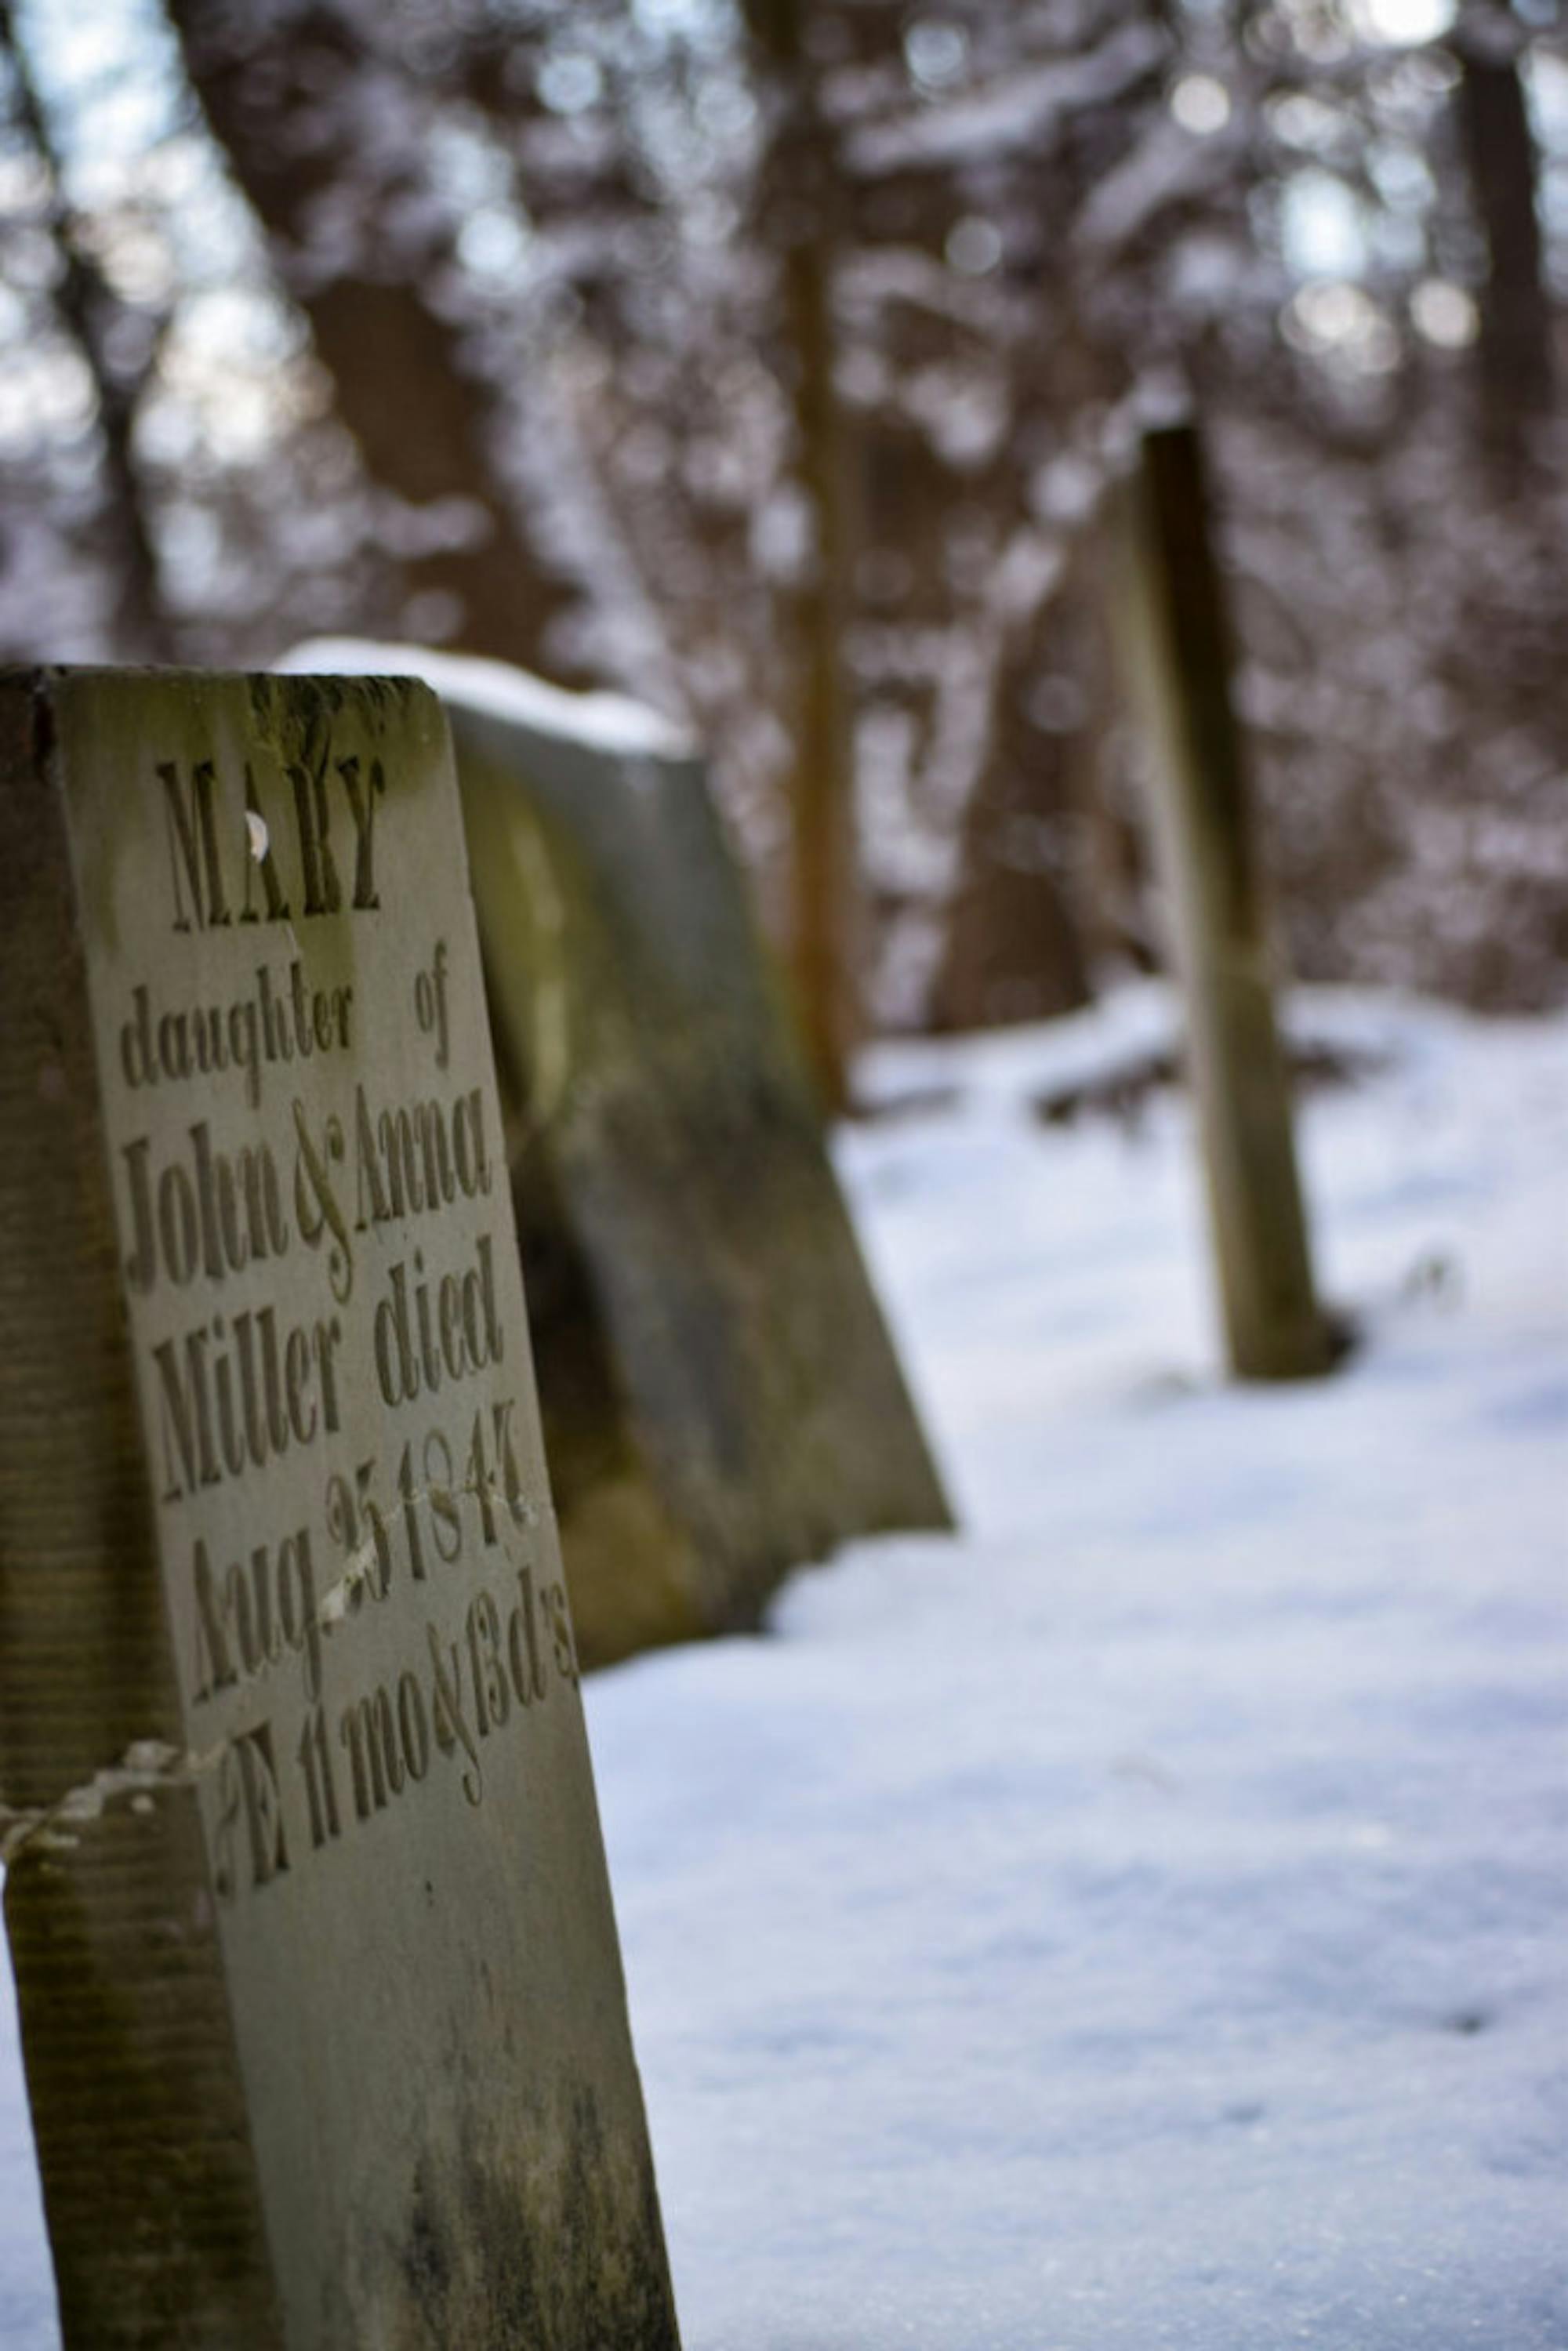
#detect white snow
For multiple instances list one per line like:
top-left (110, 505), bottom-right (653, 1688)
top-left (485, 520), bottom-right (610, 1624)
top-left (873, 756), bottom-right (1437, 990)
top-left (276, 636), bottom-right (697, 758)
top-left (2, 984), bottom-right (1565, 2346)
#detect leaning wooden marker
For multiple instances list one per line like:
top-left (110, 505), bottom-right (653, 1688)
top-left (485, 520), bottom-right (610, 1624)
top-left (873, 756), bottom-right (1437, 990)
top-left (1113, 422), bottom-right (1334, 1380)
top-left (0, 669), bottom-right (680, 2349)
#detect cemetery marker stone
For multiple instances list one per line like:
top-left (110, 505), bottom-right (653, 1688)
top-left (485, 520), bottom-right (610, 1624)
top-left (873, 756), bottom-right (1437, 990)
top-left (280, 645), bottom-right (953, 1670)
top-left (1113, 423), bottom-right (1334, 1382)
top-left (0, 668), bottom-right (681, 2350)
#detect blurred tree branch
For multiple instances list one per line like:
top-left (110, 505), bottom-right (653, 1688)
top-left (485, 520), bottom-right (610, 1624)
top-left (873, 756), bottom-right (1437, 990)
top-left (164, 0), bottom-right (591, 676)
top-left (0, 2), bottom-right (175, 660)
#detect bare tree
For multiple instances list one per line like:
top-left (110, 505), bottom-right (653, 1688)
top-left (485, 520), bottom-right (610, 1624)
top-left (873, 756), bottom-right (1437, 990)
top-left (0, 3), bottom-right (175, 661)
top-left (1454, 17), bottom-right (1555, 476)
top-left (165, 0), bottom-right (593, 676)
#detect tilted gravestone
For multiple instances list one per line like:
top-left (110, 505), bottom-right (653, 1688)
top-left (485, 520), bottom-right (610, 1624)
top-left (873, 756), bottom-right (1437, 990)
top-left (0, 668), bottom-right (680, 2350)
top-left (285, 644), bottom-right (952, 1669)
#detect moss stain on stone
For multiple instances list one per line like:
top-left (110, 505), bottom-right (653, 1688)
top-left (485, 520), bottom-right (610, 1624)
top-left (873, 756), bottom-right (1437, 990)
top-left (452, 700), bottom-right (949, 1667)
top-left (382, 2091), bottom-right (679, 2351)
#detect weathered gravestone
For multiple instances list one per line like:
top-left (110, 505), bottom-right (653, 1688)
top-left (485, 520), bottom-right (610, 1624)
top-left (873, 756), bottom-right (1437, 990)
top-left (0, 668), bottom-right (681, 2350)
top-left (284, 644), bottom-right (953, 1669)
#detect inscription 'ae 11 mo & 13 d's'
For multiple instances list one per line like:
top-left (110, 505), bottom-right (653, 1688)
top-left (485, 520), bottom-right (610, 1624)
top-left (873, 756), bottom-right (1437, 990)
top-left (0, 669), bottom-right (681, 2351)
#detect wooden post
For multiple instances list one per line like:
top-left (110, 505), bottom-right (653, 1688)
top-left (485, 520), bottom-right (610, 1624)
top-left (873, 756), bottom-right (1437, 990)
top-left (742, 0), bottom-right (858, 1116)
top-left (1113, 419), bottom-right (1334, 1380)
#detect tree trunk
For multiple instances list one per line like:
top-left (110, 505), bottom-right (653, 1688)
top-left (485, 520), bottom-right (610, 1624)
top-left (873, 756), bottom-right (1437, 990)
top-left (1456, 34), bottom-right (1553, 476)
top-left (2, 5), bottom-right (175, 662)
top-left (165, 1), bottom-right (588, 677)
top-left (929, 590), bottom-right (1097, 1033)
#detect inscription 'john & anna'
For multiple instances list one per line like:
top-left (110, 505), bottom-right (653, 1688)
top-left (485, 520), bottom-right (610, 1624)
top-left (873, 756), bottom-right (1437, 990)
top-left (121, 1079), bottom-right (493, 1301)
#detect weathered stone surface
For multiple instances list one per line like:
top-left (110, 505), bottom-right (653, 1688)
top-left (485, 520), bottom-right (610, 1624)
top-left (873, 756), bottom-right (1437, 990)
top-left (304, 648), bottom-right (950, 1668)
top-left (0, 668), bottom-right (679, 2349)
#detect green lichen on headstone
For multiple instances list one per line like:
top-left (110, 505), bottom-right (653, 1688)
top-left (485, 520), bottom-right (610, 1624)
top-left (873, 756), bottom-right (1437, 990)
top-left (447, 684), bottom-right (952, 1668)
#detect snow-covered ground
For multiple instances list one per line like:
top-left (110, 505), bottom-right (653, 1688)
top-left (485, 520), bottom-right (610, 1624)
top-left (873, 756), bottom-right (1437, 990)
top-left (2, 985), bottom-right (1564, 2346)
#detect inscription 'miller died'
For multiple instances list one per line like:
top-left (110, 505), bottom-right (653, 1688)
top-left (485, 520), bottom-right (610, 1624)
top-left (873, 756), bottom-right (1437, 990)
top-left (0, 669), bottom-right (680, 2351)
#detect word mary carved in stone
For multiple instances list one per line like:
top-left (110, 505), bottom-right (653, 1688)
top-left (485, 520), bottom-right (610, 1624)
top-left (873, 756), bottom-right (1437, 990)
top-left (0, 669), bottom-right (680, 2351)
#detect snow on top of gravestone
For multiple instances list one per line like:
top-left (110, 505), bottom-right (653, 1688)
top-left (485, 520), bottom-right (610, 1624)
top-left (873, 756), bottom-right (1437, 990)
top-left (279, 638), bottom-right (698, 760)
